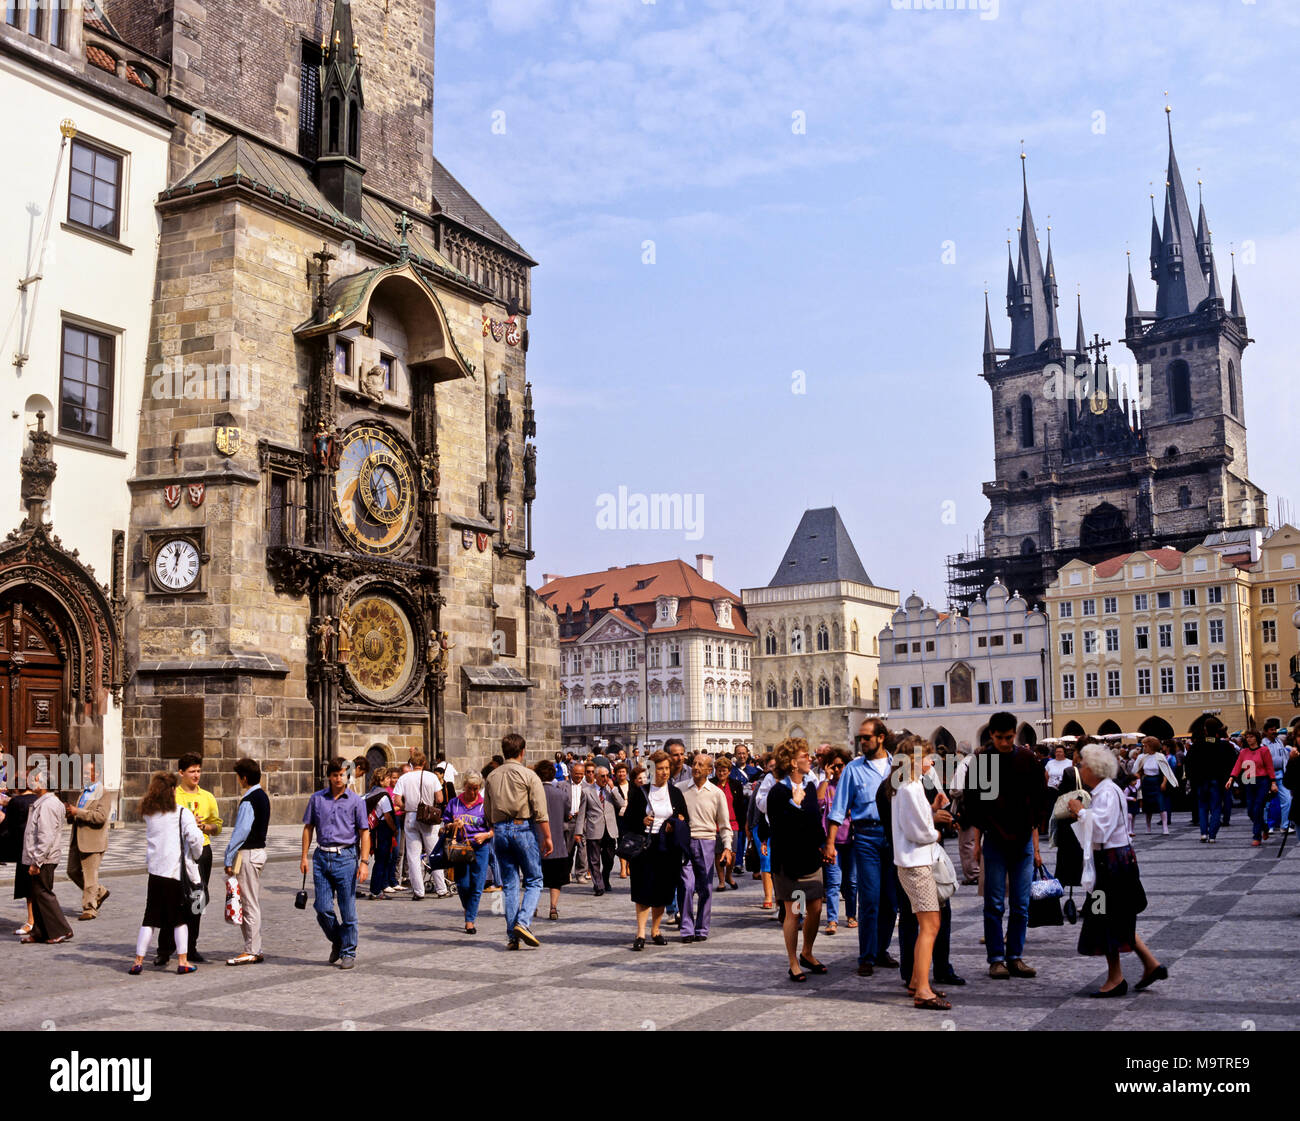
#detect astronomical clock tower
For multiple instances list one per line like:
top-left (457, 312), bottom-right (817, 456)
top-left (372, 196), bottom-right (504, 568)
top-left (117, 0), bottom-right (558, 819)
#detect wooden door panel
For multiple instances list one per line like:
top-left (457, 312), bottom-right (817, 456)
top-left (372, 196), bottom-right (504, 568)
top-left (18, 673), bottom-right (62, 750)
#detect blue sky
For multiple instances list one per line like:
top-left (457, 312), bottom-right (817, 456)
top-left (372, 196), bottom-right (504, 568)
top-left (433, 0), bottom-right (1300, 606)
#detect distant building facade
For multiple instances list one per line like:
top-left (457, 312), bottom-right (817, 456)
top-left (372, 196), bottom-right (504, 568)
top-left (539, 556), bottom-right (754, 756)
top-left (744, 508), bottom-right (898, 751)
top-left (878, 583), bottom-right (1050, 749)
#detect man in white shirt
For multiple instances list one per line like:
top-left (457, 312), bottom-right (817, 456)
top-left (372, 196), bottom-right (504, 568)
top-left (393, 752), bottom-right (446, 899)
top-left (1262, 720), bottom-right (1292, 834)
top-left (567, 761), bottom-right (588, 882)
top-left (436, 753), bottom-right (459, 790)
top-left (1044, 746), bottom-right (1072, 790)
top-left (679, 752), bottom-right (733, 942)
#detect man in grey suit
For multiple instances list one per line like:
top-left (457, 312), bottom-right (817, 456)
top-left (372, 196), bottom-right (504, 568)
top-left (577, 765), bottom-right (622, 896)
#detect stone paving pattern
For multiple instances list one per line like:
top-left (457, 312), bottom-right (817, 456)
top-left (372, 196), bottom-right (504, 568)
top-left (1, 818), bottom-right (1296, 1031)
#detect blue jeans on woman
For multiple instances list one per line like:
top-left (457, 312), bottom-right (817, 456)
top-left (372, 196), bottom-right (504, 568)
top-left (1196, 782), bottom-right (1222, 840)
top-left (456, 842), bottom-right (492, 924)
top-left (851, 826), bottom-right (897, 965)
top-left (312, 847), bottom-right (359, 961)
top-left (824, 844), bottom-right (857, 925)
top-left (1243, 781), bottom-right (1271, 842)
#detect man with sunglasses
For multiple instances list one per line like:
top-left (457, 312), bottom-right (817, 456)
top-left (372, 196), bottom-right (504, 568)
top-left (824, 719), bottom-right (899, 976)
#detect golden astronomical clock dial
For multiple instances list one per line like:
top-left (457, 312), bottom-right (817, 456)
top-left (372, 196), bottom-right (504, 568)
top-left (332, 425), bottom-right (416, 554)
top-left (343, 594), bottom-right (416, 704)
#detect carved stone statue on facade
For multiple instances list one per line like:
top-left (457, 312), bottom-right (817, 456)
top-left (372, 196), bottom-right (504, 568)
top-left (429, 630), bottom-right (455, 674)
top-left (19, 410), bottom-right (57, 525)
top-left (522, 443), bottom-right (537, 504)
top-left (495, 434), bottom-right (512, 498)
top-left (420, 450), bottom-right (441, 496)
top-left (362, 363), bottom-right (386, 403)
top-left (312, 616), bottom-right (337, 663)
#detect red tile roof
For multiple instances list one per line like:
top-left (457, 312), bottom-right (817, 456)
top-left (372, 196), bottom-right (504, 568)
top-left (539, 560), bottom-right (753, 638)
top-left (86, 44), bottom-right (117, 74)
top-left (1092, 548), bottom-right (1185, 579)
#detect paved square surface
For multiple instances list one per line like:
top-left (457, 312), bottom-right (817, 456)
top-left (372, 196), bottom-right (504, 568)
top-left (1, 818), bottom-right (1296, 1031)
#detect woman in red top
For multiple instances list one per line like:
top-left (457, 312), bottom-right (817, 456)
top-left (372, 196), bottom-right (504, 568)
top-left (712, 756), bottom-right (741, 889)
top-left (1228, 730), bottom-right (1277, 846)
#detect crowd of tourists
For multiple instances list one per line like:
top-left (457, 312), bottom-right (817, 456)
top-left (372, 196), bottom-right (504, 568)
top-left (1, 716), bottom-right (1296, 1006)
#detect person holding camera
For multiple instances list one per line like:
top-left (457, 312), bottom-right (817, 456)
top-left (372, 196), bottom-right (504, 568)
top-left (301, 758), bottom-right (371, 969)
top-left (224, 758), bottom-right (270, 965)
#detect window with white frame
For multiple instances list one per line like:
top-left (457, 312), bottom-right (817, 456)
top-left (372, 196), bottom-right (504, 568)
top-left (1159, 666), bottom-right (1175, 694)
top-left (1082, 598), bottom-right (1096, 616)
top-left (1265, 663), bottom-right (1279, 690)
top-left (1105, 628), bottom-right (1120, 652)
top-left (1208, 619), bottom-right (1224, 644)
top-left (1059, 601), bottom-right (1073, 619)
top-left (628, 647), bottom-right (638, 670)
top-left (1184, 621), bottom-right (1199, 646)
top-left (1158, 624), bottom-right (1172, 649)
top-left (668, 692), bottom-right (683, 721)
top-left (668, 641), bottom-right (681, 667)
top-left (704, 644), bottom-right (712, 667)
top-left (888, 687), bottom-right (901, 711)
top-left (1083, 630), bottom-right (1097, 654)
top-left (649, 644), bottom-right (662, 668)
top-left (1137, 668), bottom-right (1152, 695)
top-left (1156, 591), bottom-right (1172, 608)
top-left (1262, 620), bottom-right (1277, 644)
top-left (1210, 663), bottom-right (1226, 691)
top-left (1103, 596), bottom-right (1118, 614)
top-left (1085, 671), bottom-right (1098, 699)
top-left (1261, 587), bottom-right (1276, 605)
top-left (1106, 669), bottom-right (1121, 697)
top-left (1134, 593), bottom-right (1149, 611)
top-left (1183, 588), bottom-right (1197, 607)
top-left (1135, 625), bottom-right (1149, 650)
top-left (1060, 632), bottom-right (1074, 656)
top-left (1061, 673), bottom-right (1076, 700)
top-left (1207, 585), bottom-right (1222, 604)
top-left (1185, 664), bottom-right (1200, 692)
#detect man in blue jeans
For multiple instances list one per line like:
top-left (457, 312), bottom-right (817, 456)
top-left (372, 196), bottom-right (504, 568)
top-left (962, 711), bottom-right (1044, 980)
top-left (301, 757), bottom-right (371, 969)
top-left (825, 718), bottom-right (898, 977)
top-left (483, 732), bottom-right (553, 949)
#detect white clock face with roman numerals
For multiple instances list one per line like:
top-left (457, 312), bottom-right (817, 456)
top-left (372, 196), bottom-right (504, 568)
top-left (153, 539), bottom-right (200, 591)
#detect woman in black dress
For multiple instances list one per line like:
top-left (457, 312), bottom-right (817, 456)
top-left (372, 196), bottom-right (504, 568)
top-left (0, 783), bottom-right (38, 936)
top-left (767, 738), bottom-right (828, 982)
top-left (623, 750), bottom-right (689, 950)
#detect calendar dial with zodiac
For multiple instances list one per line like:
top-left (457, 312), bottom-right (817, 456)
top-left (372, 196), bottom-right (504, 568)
top-left (332, 425), bottom-right (417, 555)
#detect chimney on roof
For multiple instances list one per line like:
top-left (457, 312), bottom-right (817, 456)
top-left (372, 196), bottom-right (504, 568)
top-left (695, 553), bottom-right (714, 581)
top-left (608, 565), bottom-right (619, 570)
top-left (542, 574), bottom-right (562, 585)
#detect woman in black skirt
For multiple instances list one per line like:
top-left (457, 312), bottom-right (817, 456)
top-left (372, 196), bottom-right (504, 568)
top-left (1065, 744), bottom-right (1166, 997)
top-left (623, 750), bottom-right (688, 950)
top-left (130, 771), bottom-right (205, 975)
top-left (534, 760), bottom-right (570, 921)
top-left (0, 783), bottom-right (39, 936)
top-left (767, 738), bottom-right (828, 982)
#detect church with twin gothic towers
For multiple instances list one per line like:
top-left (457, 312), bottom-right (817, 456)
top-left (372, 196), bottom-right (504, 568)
top-left (948, 111), bottom-right (1267, 610)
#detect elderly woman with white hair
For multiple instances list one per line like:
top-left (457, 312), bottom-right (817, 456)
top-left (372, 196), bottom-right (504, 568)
top-left (444, 772), bottom-right (493, 934)
top-left (1065, 744), bottom-right (1166, 997)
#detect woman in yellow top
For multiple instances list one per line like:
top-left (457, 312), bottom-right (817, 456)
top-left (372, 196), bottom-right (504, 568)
top-left (157, 753), bottom-right (222, 966)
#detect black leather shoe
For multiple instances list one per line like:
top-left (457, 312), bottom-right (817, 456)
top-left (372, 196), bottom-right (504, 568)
top-left (857, 961), bottom-right (873, 977)
top-left (874, 953), bottom-right (899, 967)
top-left (188, 951), bottom-right (206, 964)
top-left (1134, 965), bottom-right (1168, 992)
top-left (632, 937), bottom-right (645, 951)
top-left (934, 971), bottom-right (967, 987)
top-left (153, 952), bottom-right (169, 968)
top-left (594, 888), bottom-right (605, 897)
top-left (651, 933), bottom-right (667, 946)
top-left (1088, 979), bottom-right (1128, 998)
top-left (328, 937), bottom-right (342, 965)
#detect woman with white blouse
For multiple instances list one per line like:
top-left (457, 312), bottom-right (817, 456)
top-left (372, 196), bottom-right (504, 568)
top-left (889, 737), bottom-right (951, 1011)
top-left (130, 771), bottom-right (205, 975)
top-left (1136, 737), bottom-right (1178, 835)
top-left (1066, 744), bottom-right (1166, 997)
top-left (623, 751), bottom-right (689, 951)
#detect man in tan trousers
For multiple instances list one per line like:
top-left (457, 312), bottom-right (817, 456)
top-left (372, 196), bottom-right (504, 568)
top-left (65, 758), bottom-right (110, 920)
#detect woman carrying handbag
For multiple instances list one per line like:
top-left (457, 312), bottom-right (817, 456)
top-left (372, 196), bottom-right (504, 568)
top-left (444, 773), bottom-right (492, 933)
top-left (130, 772), bottom-right (205, 975)
top-left (621, 750), bottom-right (688, 950)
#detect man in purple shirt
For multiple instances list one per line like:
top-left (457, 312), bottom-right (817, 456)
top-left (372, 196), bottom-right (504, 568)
top-left (301, 757), bottom-right (371, 969)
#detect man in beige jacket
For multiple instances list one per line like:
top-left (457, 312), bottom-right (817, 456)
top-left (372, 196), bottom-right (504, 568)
top-left (66, 758), bottom-right (110, 920)
top-left (22, 769), bottom-right (73, 943)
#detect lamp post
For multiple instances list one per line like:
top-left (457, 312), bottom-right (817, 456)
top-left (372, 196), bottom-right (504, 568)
top-left (584, 697), bottom-right (617, 751)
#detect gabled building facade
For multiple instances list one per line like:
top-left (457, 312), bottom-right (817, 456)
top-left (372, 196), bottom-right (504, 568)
top-left (539, 556), bottom-right (754, 756)
top-left (878, 583), bottom-right (1050, 749)
top-left (743, 508), bottom-right (898, 751)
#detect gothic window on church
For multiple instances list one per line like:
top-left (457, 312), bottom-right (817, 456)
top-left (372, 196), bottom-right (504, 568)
top-left (766, 682), bottom-right (778, 708)
top-left (328, 96), bottom-right (341, 153)
top-left (1168, 361), bottom-right (1192, 417)
top-left (1227, 361), bottom-right (1238, 417)
top-left (1004, 407), bottom-right (1013, 436)
top-left (68, 139), bottom-right (122, 239)
top-left (851, 621), bottom-right (859, 652)
top-left (1019, 395), bottom-right (1035, 448)
top-left (266, 471), bottom-right (293, 545)
top-left (348, 100), bottom-right (360, 159)
top-left (298, 41), bottom-right (322, 158)
top-left (765, 630), bottom-right (777, 655)
top-left (792, 679), bottom-right (804, 707)
top-left (59, 323), bottom-right (115, 441)
top-left (790, 629), bottom-right (804, 655)
top-left (1021, 538), bottom-right (1035, 556)
top-left (818, 679), bottom-right (831, 706)
top-left (816, 625), bottom-right (829, 651)
top-left (1178, 486), bottom-right (1191, 509)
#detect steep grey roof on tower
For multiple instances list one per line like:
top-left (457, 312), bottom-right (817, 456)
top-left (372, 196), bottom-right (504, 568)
top-left (1008, 157), bottom-right (1051, 357)
top-left (768, 507), bottom-right (872, 587)
top-left (1152, 114), bottom-right (1209, 319)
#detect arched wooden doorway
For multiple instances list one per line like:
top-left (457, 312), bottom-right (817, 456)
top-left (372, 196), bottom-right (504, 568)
top-left (0, 596), bottom-right (66, 762)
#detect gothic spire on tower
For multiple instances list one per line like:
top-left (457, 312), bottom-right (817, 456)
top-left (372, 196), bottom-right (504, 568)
top-left (1043, 229), bottom-right (1060, 343)
top-left (1153, 106), bottom-right (1209, 319)
top-left (1008, 148), bottom-right (1051, 357)
top-left (315, 0), bottom-right (366, 220)
top-left (1075, 293), bottom-right (1086, 356)
top-left (1230, 252), bottom-right (1246, 321)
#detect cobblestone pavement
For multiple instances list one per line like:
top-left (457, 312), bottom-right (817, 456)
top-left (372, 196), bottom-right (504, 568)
top-left (1, 817), bottom-right (1296, 1031)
